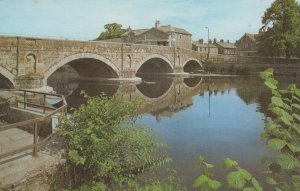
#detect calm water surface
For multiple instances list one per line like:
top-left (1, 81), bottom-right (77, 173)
top-left (50, 74), bottom-right (299, 190)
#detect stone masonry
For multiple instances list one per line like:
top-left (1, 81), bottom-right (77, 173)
top-left (0, 35), bottom-right (206, 89)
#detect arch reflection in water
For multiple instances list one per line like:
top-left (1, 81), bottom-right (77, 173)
top-left (66, 81), bottom-right (119, 108)
top-left (136, 76), bottom-right (173, 99)
top-left (137, 76), bottom-right (205, 119)
top-left (183, 77), bottom-right (203, 88)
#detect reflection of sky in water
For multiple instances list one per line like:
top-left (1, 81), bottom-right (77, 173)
top-left (137, 88), bottom-right (276, 190)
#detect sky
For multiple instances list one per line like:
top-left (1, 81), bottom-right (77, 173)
top-left (0, 0), bottom-right (277, 42)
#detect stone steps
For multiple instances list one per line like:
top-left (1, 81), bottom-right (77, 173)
top-left (0, 151), bottom-right (56, 188)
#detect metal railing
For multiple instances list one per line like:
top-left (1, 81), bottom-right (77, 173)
top-left (0, 89), bottom-right (67, 160)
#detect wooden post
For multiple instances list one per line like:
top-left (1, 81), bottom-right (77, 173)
top-left (43, 94), bottom-right (46, 113)
top-left (33, 122), bottom-right (38, 157)
top-left (23, 90), bottom-right (26, 109)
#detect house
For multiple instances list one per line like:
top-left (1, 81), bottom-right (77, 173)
top-left (121, 20), bottom-right (193, 49)
top-left (192, 39), bottom-right (218, 55)
top-left (214, 40), bottom-right (237, 55)
top-left (235, 33), bottom-right (259, 56)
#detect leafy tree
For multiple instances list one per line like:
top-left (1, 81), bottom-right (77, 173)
top-left (258, 0), bottom-right (300, 59)
top-left (95, 23), bottom-right (126, 40)
top-left (53, 92), bottom-right (172, 190)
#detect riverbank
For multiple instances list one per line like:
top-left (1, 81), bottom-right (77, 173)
top-left (0, 133), bottom-right (65, 191)
top-left (206, 55), bottom-right (300, 76)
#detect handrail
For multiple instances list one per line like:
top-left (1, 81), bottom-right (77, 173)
top-left (0, 89), bottom-right (67, 160)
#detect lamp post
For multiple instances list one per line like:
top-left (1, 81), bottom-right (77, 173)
top-left (205, 27), bottom-right (210, 59)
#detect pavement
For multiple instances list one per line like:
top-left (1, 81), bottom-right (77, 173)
top-left (0, 128), bottom-right (63, 189)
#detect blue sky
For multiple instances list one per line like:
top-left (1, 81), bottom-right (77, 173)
top-left (0, 0), bottom-right (276, 42)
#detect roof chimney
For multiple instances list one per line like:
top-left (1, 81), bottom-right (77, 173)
top-left (198, 38), bottom-right (204, 44)
top-left (155, 20), bottom-right (160, 28)
top-left (220, 39), bottom-right (224, 43)
top-left (213, 38), bottom-right (217, 44)
top-left (227, 40), bottom-right (230, 43)
top-left (209, 39), bottom-right (212, 44)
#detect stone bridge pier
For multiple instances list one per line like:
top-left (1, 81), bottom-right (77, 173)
top-left (0, 36), bottom-right (206, 89)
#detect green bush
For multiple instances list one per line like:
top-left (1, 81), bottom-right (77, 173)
top-left (54, 92), bottom-right (171, 190)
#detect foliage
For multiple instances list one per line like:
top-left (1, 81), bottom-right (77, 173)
top-left (54, 92), bottom-right (171, 190)
top-left (136, 169), bottom-right (187, 191)
top-left (204, 63), bottom-right (216, 73)
top-left (193, 157), bottom-right (262, 191)
top-left (0, 119), bottom-right (7, 126)
top-left (95, 23), bottom-right (126, 40)
top-left (258, 0), bottom-right (300, 58)
top-left (260, 68), bottom-right (300, 190)
top-left (0, 96), bottom-right (6, 102)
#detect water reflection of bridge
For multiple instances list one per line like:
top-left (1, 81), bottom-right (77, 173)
top-left (49, 74), bottom-right (296, 119)
top-left (53, 76), bottom-right (204, 114)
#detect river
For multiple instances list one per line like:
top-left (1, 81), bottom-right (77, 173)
top-left (40, 74), bottom-right (300, 190)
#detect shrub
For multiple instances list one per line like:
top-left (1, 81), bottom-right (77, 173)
top-left (54, 92), bottom-right (171, 190)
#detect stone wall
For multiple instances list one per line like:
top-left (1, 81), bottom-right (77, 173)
top-left (0, 37), bottom-right (18, 75)
top-left (175, 33), bottom-right (192, 49)
top-left (0, 35), bottom-right (206, 88)
top-left (5, 108), bottom-right (52, 136)
top-left (207, 55), bottom-right (300, 76)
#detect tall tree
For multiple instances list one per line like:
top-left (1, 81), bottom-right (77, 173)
top-left (95, 23), bottom-right (125, 40)
top-left (258, 0), bottom-right (300, 59)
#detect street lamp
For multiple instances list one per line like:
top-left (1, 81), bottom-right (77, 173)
top-left (205, 27), bottom-right (210, 59)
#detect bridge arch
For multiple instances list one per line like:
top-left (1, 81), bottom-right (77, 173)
top-left (183, 58), bottom-right (202, 73)
top-left (43, 53), bottom-right (120, 86)
top-left (136, 54), bottom-right (173, 75)
top-left (0, 66), bottom-right (15, 87)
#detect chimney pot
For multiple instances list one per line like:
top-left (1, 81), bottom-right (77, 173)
top-left (155, 20), bottom-right (160, 28)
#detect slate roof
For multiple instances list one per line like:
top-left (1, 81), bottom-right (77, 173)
top-left (215, 42), bottom-right (237, 49)
top-left (193, 42), bottom-right (217, 48)
top-left (158, 25), bottom-right (192, 35)
top-left (237, 33), bottom-right (259, 42)
top-left (121, 24), bottom-right (192, 37)
top-left (121, 29), bottom-right (148, 37)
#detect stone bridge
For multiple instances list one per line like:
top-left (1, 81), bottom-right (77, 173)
top-left (0, 35), bottom-right (206, 89)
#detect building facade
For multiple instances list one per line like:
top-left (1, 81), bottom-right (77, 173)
top-left (214, 40), bottom-right (237, 55)
top-left (121, 21), bottom-right (192, 49)
top-left (235, 33), bottom-right (259, 56)
top-left (192, 39), bottom-right (218, 55)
